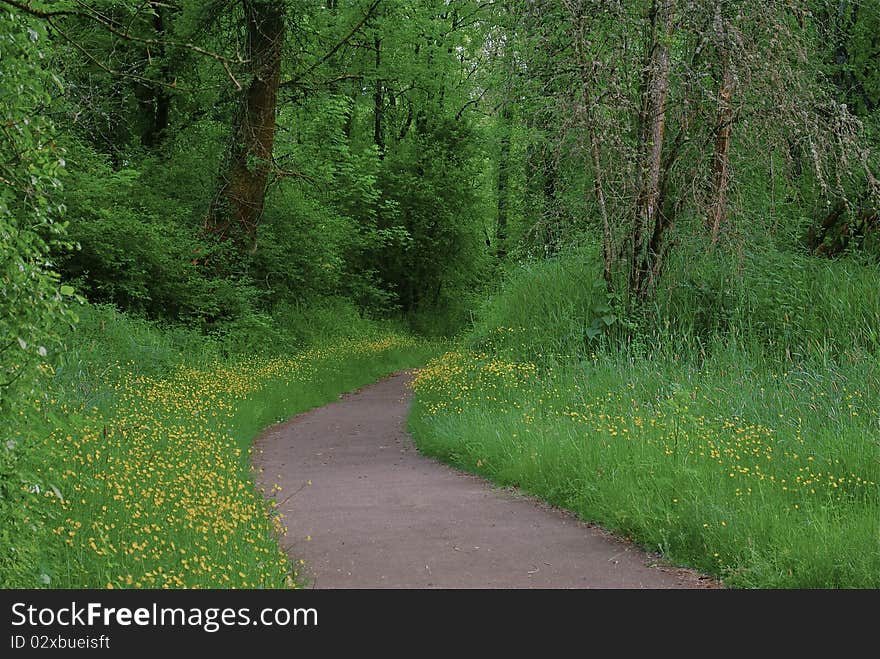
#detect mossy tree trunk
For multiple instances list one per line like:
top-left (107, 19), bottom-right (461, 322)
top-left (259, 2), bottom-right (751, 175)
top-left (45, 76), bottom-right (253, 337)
top-left (206, 0), bottom-right (284, 252)
top-left (630, 0), bottom-right (675, 301)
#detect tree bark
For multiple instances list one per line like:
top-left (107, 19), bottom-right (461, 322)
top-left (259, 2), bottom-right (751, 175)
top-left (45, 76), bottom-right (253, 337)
top-left (373, 36), bottom-right (385, 156)
top-left (707, 58), bottom-right (734, 247)
top-left (630, 0), bottom-right (675, 301)
top-left (205, 0), bottom-right (284, 251)
top-left (495, 103), bottom-right (512, 259)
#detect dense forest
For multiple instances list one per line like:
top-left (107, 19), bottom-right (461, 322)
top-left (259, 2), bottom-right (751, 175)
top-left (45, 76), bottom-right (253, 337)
top-left (1, 0), bottom-right (878, 589)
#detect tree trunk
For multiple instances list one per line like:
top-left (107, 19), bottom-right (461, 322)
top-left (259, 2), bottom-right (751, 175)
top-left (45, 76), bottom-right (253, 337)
top-left (495, 103), bottom-right (512, 259)
top-left (205, 0), bottom-right (284, 251)
top-left (373, 36), bottom-right (385, 156)
top-left (630, 0), bottom-right (675, 301)
top-left (707, 58), bottom-right (734, 247)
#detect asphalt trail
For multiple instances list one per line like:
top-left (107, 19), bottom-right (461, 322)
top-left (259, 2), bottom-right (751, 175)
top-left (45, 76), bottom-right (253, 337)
top-left (253, 371), bottom-right (716, 589)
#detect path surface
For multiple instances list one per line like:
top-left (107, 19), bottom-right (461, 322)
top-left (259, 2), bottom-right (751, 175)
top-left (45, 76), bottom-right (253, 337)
top-left (253, 372), bottom-right (716, 588)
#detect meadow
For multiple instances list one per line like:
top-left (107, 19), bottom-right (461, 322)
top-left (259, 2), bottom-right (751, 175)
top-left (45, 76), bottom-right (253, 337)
top-left (1, 305), bottom-right (436, 588)
top-left (409, 251), bottom-right (880, 589)
top-left (410, 347), bottom-right (879, 588)
top-left (6, 249), bottom-right (878, 590)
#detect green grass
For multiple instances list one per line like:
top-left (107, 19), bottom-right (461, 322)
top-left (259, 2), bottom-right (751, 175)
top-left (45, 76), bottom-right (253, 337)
top-left (7, 244), bottom-right (877, 589)
top-left (409, 247), bottom-right (880, 589)
top-left (469, 245), bottom-right (880, 365)
top-left (410, 347), bottom-right (879, 587)
top-left (1, 304), bottom-right (438, 588)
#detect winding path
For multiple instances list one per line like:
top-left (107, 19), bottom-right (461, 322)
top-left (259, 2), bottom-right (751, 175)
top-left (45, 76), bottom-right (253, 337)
top-left (252, 372), bottom-right (716, 588)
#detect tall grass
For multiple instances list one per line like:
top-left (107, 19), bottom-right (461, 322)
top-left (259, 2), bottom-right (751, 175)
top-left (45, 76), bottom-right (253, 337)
top-left (409, 246), bottom-right (880, 588)
top-left (468, 250), bottom-right (609, 362)
top-left (657, 247), bottom-right (880, 359)
top-left (469, 245), bottom-right (880, 363)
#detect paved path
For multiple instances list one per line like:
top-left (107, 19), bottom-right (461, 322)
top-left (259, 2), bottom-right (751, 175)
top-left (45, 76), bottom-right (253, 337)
top-left (252, 372), bottom-right (716, 588)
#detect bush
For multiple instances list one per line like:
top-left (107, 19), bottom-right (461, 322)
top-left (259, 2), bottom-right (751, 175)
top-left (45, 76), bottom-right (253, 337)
top-left (59, 147), bottom-right (259, 323)
top-left (0, 14), bottom-right (76, 586)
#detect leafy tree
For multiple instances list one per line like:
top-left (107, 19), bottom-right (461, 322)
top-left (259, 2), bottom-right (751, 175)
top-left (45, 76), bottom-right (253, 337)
top-left (0, 13), bottom-right (75, 417)
top-left (493, 0), bottom-right (875, 305)
top-left (0, 10), bottom-right (78, 587)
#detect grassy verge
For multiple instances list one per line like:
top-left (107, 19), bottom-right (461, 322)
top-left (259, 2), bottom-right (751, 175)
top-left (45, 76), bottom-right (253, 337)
top-left (409, 347), bottom-right (879, 588)
top-left (2, 306), bottom-right (437, 588)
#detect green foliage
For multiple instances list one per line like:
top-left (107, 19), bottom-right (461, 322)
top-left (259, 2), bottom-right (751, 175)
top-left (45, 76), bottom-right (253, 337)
top-left (814, 0), bottom-right (880, 119)
top-left (57, 138), bottom-right (263, 323)
top-left (0, 12), bottom-right (80, 586)
top-left (377, 119), bottom-right (491, 315)
top-left (411, 348), bottom-right (880, 588)
top-left (211, 297), bottom-right (406, 356)
top-left (0, 15), bottom-right (75, 410)
top-left (254, 181), bottom-right (397, 313)
top-left (0, 0), bottom-right (498, 329)
top-left (468, 249), bottom-right (617, 362)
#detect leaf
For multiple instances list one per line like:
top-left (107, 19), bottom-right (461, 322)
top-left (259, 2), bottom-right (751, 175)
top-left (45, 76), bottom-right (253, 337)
top-left (17, 337), bottom-right (26, 350)
top-left (602, 315), bottom-right (616, 326)
top-left (60, 285), bottom-right (74, 296)
top-left (586, 327), bottom-right (602, 340)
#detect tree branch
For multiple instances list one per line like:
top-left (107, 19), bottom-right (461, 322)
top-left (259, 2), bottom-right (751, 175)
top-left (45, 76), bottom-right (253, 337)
top-left (281, 0), bottom-right (381, 90)
top-left (0, 0), bottom-right (78, 18)
top-left (0, 0), bottom-right (245, 88)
